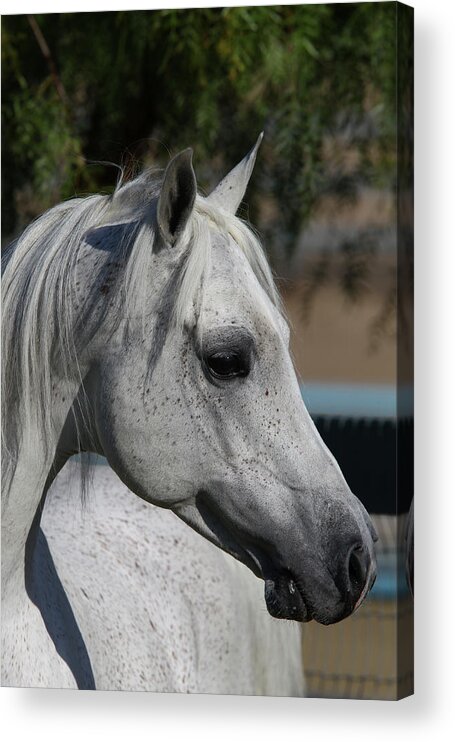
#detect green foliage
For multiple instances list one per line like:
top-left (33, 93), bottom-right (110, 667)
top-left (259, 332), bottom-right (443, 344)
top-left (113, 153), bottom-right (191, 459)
top-left (2, 3), bottom-right (398, 250)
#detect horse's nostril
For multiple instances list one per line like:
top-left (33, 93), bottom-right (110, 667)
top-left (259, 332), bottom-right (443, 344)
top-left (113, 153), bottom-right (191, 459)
top-left (347, 544), bottom-right (368, 596)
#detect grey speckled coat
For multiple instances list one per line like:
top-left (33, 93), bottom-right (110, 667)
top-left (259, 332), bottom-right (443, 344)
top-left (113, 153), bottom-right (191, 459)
top-left (1, 138), bottom-right (376, 691)
top-left (40, 462), bottom-right (305, 694)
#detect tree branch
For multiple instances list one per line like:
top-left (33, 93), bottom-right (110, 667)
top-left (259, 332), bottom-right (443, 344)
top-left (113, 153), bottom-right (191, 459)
top-left (27, 15), bottom-right (69, 107)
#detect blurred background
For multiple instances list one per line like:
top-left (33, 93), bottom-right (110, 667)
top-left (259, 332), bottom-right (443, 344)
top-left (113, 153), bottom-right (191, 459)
top-left (1, 3), bottom-right (413, 699)
top-left (1, 2), bottom-right (403, 384)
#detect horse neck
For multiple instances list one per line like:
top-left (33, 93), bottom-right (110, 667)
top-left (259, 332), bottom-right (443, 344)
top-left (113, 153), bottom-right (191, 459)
top-left (1, 220), bottom-right (172, 598)
top-left (1, 377), bottom-right (80, 599)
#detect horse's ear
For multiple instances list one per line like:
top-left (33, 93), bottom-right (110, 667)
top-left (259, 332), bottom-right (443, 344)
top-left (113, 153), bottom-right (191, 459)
top-left (157, 148), bottom-right (197, 246)
top-left (206, 132), bottom-right (263, 214)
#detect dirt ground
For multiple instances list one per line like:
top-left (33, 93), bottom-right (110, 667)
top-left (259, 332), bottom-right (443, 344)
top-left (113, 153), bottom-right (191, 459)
top-left (302, 594), bottom-right (414, 700)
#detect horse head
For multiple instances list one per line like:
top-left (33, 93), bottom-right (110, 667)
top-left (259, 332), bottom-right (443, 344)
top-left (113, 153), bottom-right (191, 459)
top-left (68, 137), bottom-right (377, 625)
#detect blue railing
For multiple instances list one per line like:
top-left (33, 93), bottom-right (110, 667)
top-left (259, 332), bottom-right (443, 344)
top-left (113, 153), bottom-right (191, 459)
top-left (300, 382), bottom-right (413, 420)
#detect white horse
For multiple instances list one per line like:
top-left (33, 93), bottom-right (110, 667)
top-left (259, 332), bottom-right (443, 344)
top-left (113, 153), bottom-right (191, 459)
top-left (1, 135), bottom-right (377, 692)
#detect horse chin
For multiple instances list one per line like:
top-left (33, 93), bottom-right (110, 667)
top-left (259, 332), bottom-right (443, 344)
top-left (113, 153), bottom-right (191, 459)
top-left (264, 573), bottom-right (311, 622)
top-left (262, 573), bottom-right (349, 625)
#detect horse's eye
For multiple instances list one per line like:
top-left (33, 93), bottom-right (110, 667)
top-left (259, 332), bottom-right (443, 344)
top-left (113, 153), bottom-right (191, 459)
top-left (206, 351), bottom-right (248, 380)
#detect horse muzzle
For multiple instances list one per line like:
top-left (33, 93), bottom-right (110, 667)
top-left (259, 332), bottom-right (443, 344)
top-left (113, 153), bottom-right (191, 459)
top-left (261, 540), bottom-right (377, 624)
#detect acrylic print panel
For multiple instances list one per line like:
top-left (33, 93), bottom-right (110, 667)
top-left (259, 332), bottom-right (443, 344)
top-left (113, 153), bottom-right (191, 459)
top-left (1, 2), bottom-right (413, 699)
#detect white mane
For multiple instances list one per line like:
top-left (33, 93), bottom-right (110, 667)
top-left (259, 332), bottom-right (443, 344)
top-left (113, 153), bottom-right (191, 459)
top-left (1, 169), bottom-right (281, 490)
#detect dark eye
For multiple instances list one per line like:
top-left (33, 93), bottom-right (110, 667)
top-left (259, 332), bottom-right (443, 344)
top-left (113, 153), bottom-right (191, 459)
top-left (205, 351), bottom-right (248, 380)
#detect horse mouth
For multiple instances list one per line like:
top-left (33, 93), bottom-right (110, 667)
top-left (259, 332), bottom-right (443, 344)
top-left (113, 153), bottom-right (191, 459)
top-left (263, 570), bottom-right (311, 622)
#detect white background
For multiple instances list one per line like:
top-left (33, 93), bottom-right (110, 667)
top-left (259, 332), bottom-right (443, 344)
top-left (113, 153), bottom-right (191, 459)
top-left (1, 0), bottom-right (454, 740)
